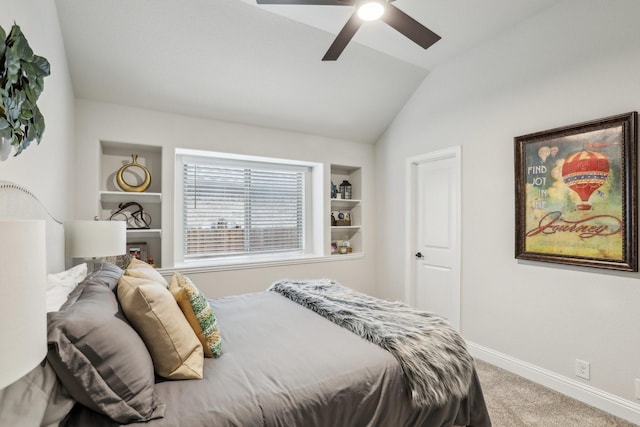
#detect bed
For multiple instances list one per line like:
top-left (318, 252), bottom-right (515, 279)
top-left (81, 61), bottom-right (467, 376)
top-left (56, 265), bottom-right (490, 427)
top-left (0, 182), bottom-right (491, 427)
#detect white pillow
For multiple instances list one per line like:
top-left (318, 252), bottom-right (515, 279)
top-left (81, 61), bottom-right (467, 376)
top-left (46, 263), bottom-right (88, 312)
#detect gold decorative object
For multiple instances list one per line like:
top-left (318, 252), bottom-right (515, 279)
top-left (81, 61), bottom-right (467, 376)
top-left (116, 154), bottom-right (151, 192)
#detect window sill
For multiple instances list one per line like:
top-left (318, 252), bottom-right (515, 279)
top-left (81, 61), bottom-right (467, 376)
top-left (158, 252), bottom-right (364, 275)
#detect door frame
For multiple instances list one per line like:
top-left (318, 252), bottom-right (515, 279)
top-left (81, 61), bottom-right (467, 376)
top-left (405, 145), bottom-right (462, 330)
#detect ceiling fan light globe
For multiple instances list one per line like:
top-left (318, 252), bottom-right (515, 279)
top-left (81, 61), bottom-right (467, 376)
top-left (357, 2), bottom-right (385, 21)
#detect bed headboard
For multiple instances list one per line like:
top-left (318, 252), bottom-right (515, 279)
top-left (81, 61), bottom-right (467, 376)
top-left (0, 181), bottom-right (65, 273)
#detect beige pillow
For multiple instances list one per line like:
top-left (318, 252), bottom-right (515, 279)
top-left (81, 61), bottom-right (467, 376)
top-left (124, 258), bottom-right (168, 288)
top-left (117, 275), bottom-right (203, 380)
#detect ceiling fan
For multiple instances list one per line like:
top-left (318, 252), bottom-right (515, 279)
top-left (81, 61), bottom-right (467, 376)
top-left (255, 0), bottom-right (441, 61)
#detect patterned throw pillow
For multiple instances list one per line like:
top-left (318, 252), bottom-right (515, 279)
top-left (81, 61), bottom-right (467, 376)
top-left (170, 273), bottom-right (222, 358)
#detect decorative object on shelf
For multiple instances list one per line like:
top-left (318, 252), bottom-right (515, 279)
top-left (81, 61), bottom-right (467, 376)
top-left (0, 220), bottom-right (47, 388)
top-left (331, 181), bottom-right (337, 199)
top-left (334, 211), bottom-right (351, 226)
top-left (339, 180), bottom-right (352, 199)
top-left (0, 23), bottom-right (51, 159)
top-left (65, 219), bottom-right (127, 270)
top-left (339, 240), bottom-right (351, 254)
top-left (331, 212), bottom-right (337, 226)
top-left (116, 154), bottom-right (152, 192)
top-left (109, 201), bottom-right (152, 229)
top-left (104, 254), bottom-right (133, 270)
top-left (514, 111), bottom-right (638, 271)
top-left (332, 240), bottom-right (352, 255)
top-left (127, 242), bottom-right (148, 263)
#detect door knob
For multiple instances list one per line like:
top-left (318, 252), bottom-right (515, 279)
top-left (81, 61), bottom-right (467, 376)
top-left (415, 252), bottom-right (424, 259)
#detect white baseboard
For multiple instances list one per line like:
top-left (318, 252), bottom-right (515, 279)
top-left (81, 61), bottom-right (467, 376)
top-left (467, 342), bottom-right (640, 425)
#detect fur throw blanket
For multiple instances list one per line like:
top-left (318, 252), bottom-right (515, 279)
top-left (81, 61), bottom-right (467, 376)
top-left (268, 279), bottom-right (474, 408)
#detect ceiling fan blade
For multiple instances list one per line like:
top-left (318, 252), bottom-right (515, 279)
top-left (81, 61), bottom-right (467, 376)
top-left (381, 3), bottom-right (441, 50)
top-left (322, 12), bottom-right (362, 61)
top-left (256, 0), bottom-right (352, 5)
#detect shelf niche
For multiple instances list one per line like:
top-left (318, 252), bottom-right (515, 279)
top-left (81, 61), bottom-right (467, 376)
top-left (330, 164), bottom-right (362, 256)
top-left (99, 141), bottom-right (163, 267)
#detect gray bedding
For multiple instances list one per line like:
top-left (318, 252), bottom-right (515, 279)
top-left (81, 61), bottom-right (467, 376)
top-left (64, 292), bottom-right (490, 427)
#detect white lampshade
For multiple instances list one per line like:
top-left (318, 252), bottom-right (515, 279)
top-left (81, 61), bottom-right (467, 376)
top-left (65, 220), bottom-right (127, 259)
top-left (0, 220), bottom-right (47, 389)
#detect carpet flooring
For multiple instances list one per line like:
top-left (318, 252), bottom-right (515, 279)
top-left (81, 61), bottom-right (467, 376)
top-left (474, 359), bottom-right (638, 427)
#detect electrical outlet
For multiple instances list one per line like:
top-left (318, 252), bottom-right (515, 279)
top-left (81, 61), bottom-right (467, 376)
top-left (575, 359), bottom-right (590, 380)
top-left (635, 379), bottom-right (640, 400)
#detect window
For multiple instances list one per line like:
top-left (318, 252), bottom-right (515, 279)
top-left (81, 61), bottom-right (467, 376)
top-left (177, 150), bottom-right (318, 265)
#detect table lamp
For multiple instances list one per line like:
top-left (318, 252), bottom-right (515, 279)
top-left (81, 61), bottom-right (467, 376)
top-left (0, 220), bottom-right (47, 389)
top-left (65, 220), bottom-right (126, 270)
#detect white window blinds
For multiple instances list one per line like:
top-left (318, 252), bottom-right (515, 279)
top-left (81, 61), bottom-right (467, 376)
top-left (183, 159), bottom-right (305, 259)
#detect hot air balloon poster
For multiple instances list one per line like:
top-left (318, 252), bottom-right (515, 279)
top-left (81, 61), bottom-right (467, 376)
top-left (514, 112), bottom-right (638, 271)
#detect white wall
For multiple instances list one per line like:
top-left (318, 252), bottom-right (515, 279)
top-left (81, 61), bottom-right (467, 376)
top-left (376, 0), bottom-right (640, 413)
top-left (74, 99), bottom-right (376, 297)
top-left (0, 0), bottom-right (75, 221)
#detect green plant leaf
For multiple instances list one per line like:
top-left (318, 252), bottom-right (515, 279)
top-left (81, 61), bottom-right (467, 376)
top-left (0, 95), bottom-right (8, 116)
top-left (32, 105), bottom-right (45, 141)
top-left (14, 135), bottom-right (29, 156)
top-left (19, 105), bottom-right (32, 121)
top-left (20, 133), bottom-right (31, 150)
top-left (4, 96), bottom-right (20, 121)
top-left (31, 56), bottom-right (50, 77)
top-left (24, 83), bottom-right (36, 103)
top-left (0, 25), bottom-right (6, 59)
top-left (33, 76), bottom-right (44, 99)
top-left (5, 45), bottom-right (21, 85)
top-left (8, 24), bottom-right (34, 62)
top-left (21, 61), bottom-right (34, 77)
top-left (0, 23), bottom-right (49, 157)
top-left (11, 125), bottom-right (23, 140)
top-left (25, 123), bottom-right (36, 142)
top-left (12, 89), bottom-right (26, 115)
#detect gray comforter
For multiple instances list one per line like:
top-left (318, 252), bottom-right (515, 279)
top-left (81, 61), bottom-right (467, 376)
top-left (64, 292), bottom-right (491, 427)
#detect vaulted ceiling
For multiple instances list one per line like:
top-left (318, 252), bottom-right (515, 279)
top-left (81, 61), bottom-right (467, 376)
top-left (55, 0), bottom-right (557, 143)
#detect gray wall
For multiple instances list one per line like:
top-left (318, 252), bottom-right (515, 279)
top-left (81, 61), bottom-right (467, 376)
top-left (4, 0), bottom-right (640, 420)
top-left (375, 0), bottom-right (640, 411)
top-left (73, 99), bottom-right (377, 297)
top-left (0, 0), bottom-right (75, 222)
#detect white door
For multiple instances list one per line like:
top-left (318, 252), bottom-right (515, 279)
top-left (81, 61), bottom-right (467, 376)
top-left (406, 147), bottom-right (461, 330)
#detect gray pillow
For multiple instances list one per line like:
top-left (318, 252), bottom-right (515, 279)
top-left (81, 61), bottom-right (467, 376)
top-left (46, 264), bottom-right (165, 423)
top-left (80, 261), bottom-right (125, 291)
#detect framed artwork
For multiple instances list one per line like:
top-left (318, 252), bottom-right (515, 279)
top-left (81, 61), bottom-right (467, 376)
top-left (514, 112), bottom-right (638, 271)
top-left (127, 242), bottom-right (148, 262)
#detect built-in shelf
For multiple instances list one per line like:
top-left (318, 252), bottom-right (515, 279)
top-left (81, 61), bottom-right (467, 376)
top-left (100, 141), bottom-right (163, 267)
top-left (126, 228), bottom-right (162, 239)
top-left (99, 191), bottom-right (162, 205)
top-left (330, 165), bottom-right (362, 256)
top-left (330, 199), bottom-right (361, 209)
